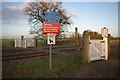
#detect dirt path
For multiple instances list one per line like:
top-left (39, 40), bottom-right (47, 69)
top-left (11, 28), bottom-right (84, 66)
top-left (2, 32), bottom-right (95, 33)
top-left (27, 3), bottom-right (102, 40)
top-left (58, 59), bottom-right (119, 78)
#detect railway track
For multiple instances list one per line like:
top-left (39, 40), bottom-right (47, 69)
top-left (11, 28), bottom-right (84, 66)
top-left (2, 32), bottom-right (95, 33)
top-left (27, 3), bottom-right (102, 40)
top-left (2, 46), bottom-right (77, 61)
top-left (2, 50), bottom-right (49, 61)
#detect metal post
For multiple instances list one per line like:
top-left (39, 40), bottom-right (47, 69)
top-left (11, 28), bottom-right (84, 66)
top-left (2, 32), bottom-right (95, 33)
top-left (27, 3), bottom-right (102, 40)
top-left (49, 44), bottom-right (52, 70)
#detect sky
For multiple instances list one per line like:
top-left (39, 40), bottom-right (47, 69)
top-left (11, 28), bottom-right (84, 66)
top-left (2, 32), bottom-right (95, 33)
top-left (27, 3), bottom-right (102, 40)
top-left (1, 1), bottom-right (119, 38)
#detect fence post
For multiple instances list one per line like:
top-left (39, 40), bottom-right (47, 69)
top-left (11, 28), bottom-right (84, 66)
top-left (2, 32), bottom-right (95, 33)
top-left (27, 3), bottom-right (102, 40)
top-left (34, 38), bottom-right (38, 47)
top-left (24, 39), bottom-right (27, 48)
top-left (75, 27), bottom-right (79, 45)
top-left (82, 31), bottom-right (90, 63)
top-left (15, 39), bottom-right (16, 47)
top-left (21, 35), bottom-right (24, 48)
top-left (108, 34), bottom-right (111, 59)
top-left (103, 37), bottom-right (108, 60)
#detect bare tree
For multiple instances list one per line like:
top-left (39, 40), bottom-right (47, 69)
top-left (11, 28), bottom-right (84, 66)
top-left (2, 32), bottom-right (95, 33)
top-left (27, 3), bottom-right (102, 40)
top-left (24, 0), bottom-right (72, 37)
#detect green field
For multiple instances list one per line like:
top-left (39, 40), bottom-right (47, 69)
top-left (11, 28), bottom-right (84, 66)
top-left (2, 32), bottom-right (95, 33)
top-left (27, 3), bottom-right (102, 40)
top-left (1, 39), bottom-right (46, 47)
top-left (1, 39), bottom-right (76, 48)
top-left (2, 39), bottom-right (14, 47)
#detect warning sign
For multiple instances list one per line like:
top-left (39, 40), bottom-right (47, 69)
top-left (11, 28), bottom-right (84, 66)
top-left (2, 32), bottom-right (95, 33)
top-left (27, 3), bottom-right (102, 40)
top-left (42, 23), bottom-right (60, 34)
top-left (47, 34), bottom-right (55, 44)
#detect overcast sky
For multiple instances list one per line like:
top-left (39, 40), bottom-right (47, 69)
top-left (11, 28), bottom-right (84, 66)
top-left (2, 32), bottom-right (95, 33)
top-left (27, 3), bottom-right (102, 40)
top-left (1, 1), bottom-right (119, 38)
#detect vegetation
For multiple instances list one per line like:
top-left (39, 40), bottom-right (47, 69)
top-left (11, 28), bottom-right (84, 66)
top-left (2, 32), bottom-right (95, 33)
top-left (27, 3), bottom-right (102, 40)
top-left (85, 30), bottom-right (103, 39)
top-left (2, 39), bottom-right (14, 47)
top-left (84, 30), bottom-right (114, 39)
top-left (3, 55), bottom-right (81, 78)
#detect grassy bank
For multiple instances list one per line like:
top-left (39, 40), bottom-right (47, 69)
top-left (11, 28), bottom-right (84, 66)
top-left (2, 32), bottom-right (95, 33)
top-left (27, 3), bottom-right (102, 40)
top-left (3, 55), bottom-right (81, 78)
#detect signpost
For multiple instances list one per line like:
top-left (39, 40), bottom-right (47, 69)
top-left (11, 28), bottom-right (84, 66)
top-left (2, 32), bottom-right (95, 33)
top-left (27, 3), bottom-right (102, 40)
top-left (42, 12), bottom-right (60, 70)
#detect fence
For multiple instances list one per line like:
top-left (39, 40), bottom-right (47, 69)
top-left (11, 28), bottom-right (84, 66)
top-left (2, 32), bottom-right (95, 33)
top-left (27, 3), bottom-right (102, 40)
top-left (15, 37), bottom-right (35, 48)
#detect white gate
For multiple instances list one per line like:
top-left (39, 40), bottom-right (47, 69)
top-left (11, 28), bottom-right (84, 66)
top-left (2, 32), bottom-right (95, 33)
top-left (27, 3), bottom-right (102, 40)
top-left (26, 38), bottom-right (34, 48)
top-left (15, 39), bottom-right (26, 48)
top-left (15, 39), bottom-right (21, 47)
top-left (89, 40), bottom-right (105, 61)
top-left (89, 37), bottom-right (108, 61)
top-left (15, 38), bottom-right (34, 48)
top-left (82, 27), bottom-right (109, 62)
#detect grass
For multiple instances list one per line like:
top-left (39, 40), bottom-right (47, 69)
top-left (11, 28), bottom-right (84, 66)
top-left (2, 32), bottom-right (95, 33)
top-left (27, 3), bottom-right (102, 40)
top-left (2, 39), bottom-right (14, 47)
top-left (37, 39), bottom-right (45, 46)
top-left (110, 44), bottom-right (119, 59)
top-left (3, 55), bottom-right (81, 78)
top-left (2, 39), bottom-right (76, 48)
top-left (1, 39), bottom-right (46, 48)
top-left (37, 39), bottom-right (76, 47)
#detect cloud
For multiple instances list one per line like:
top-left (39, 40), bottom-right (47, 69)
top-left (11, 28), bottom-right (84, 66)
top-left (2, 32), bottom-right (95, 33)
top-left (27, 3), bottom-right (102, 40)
top-left (25, 0), bottom-right (34, 2)
top-left (2, 5), bottom-right (26, 25)
top-left (64, 6), bottom-right (79, 17)
top-left (4, 2), bottom-right (27, 12)
top-left (1, 2), bottom-right (29, 26)
top-left (65, 6), bottom-right (79, 17)
top-left (6, 5), bottom-right (24, 12)
top-left (7, 6), bottom-right (17, 11)
top-left (67, 12), bottom-right (79, 17)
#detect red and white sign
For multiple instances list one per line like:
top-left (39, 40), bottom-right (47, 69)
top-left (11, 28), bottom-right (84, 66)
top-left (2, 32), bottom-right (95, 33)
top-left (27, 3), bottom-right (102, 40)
top-left (42, 22), bottom-right (60, 34)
